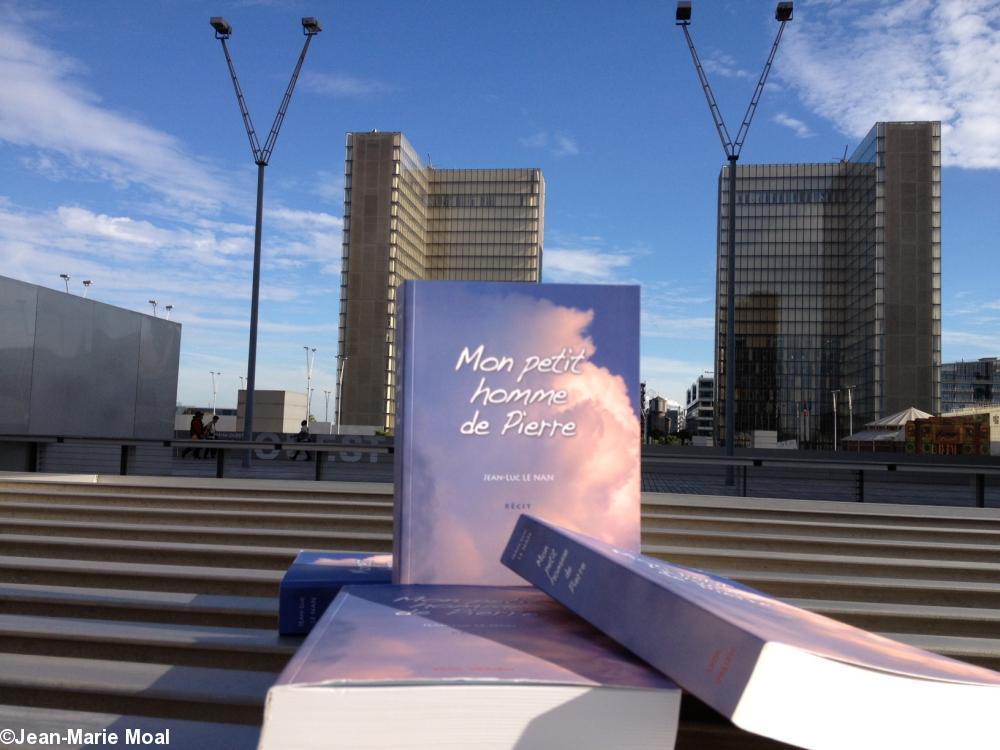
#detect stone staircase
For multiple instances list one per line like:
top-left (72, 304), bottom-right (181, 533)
top-left (0, 473), bottom-right (998, 750)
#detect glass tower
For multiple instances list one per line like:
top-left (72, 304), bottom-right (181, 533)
top-left (338, 132), bottom-right (544, 430)
top-left (715, 122), bottom-right (941, 448)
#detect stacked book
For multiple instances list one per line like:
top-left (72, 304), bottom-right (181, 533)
top-left (263, 281), bottom-right (1000, 750)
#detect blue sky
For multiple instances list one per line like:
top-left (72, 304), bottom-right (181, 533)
top-left (2, 0), bottom-right (999, 412)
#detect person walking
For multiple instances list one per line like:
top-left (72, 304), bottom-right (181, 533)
top-left (289, 419), bottom-right (311, 461)
top-left (181, 411), bottom-right (205, 458)
top-left (203, 415), bottom-right (220, 459)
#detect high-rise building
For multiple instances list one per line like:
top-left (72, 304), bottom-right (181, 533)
top-left (337, 131), bottom-right (544, 430)
top-left (715, 122), bottom-right (941, 448)
top-left (941, 358), bottom-right (1000, 413)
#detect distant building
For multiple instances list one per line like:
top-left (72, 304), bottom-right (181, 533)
top-left (715, 121), bottom-right (941, 448)
top-left (338, 131), bottom-right (545, 431)
top-left (646, 395), bottom-right (668, 438)
top-left (685, 373), bottom-right (715, 445)
top-left (941, 358), bottom-right (1000, 413)
top-left (236, 390), bottom-right (308, 434)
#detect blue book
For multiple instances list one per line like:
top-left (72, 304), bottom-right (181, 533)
top-left (260, 585), bottom-right (680, 749)
top-left (277, 551), bottom-right (391, 635)
top-left (502, 514), bottom-right (1000, 750)
top-left (394, 281), bottom-right (641, 585)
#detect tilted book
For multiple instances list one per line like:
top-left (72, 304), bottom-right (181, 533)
top-left (394, 281), bottom-right (640, 585)
top-left (277, 551), bottom-right (392, 635)
top-left (259, 585), bottom-right (680, 749)
top-left (502, 514), bottom-right (1000, 750)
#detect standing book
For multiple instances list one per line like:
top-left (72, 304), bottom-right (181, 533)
top-left (394, 281), bottom-right (641, 585)
top-left (502, 514), bottom-right (1000, 750)
top-left (258, 585), bottom-right (681, 749)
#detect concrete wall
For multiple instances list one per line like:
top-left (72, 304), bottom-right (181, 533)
top-left (0, 275), bottom-right (181, 439)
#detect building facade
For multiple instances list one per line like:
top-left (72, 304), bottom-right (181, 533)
top-left (941, 358), bottom-right (1000, 414)
top-left (685, 373), bottom-right (715, 445)
top-left (338, 131), bottom-right (545, 430)
top-left (715, 122), bottom-right (941, 448)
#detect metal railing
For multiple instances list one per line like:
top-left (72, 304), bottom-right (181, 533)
top-left (2, 434), bottom-right (997, 507)
top-left (0, 434), bottom-right (391, 482)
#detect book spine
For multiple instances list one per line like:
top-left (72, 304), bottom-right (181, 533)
top-left (501, 515), bottom-right (763, 719)
top-left (278, 585), bottom-right (341, 635)
top-left (392, 282), bottom-right (414, 584)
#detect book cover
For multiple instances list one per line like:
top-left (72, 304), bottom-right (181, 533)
top-left (278, 551), bottom-right (392, 635)
top-left (260, 585), bottom-right (680, 749)
top-left (502, 514), bottom-right (1000, 750)
top-left (394, 281), bottom-right (640, 585)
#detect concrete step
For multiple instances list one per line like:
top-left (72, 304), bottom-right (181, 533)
top-left (789, 598), bottom-right (1000, 639)
top-left (0, 533), bottom-right (377, 571)
top-left (0, 500), bottom-right (393, 532)
top-left (887, 632), bottom-right (1000, 672)
top-left (0, 583), bottom-right (276, 629)
top-left (642, 493), bottom-right (1000, 529)
top-left (0, 704), bottom-right (260, 750)
top-left (725, 570), bottom-right (1000, 609)
top-left (0, 652), bottom-right (273, 725)
top-left (644, 544), bottom-right (1000, 584)
top-left (0, 556), bottom-right (281, 597)
top-left (642, 511), bottom-right (1000, 545)
top-left (0, 474), bottom-right (393, 501)
top-left (1, 516), bottom-right (391, 550)
top-left (0, 487), bottom-right (394, 515)
top-left (0, 614), bottom-right (298, 672)
top-left (640, 527), bottom-right (1000, 563)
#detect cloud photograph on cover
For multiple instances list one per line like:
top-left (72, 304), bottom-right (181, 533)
top-left (399, 282), bottom-right (639, 585)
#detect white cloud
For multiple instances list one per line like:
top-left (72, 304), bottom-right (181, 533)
top-left (773, 112), bottom-right (814, 139)
top-left (300, 72), bottom-right (396, 97)
top-left (702, 51), bottom-right (751, 80)
top-left (0, 21), bottom-right (231, 207)
top-left (543, 248), bottom-right (633, 283)
top-left (782, 0), bottom-right (1000, 168)
top-left (642, 310), bottom-right (715, 340)
top-left (518, 130), bottom-right (580, 158)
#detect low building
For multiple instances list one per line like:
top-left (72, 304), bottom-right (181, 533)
top-left (236, 390), bottom-right (309, 434)
top-left (685, 373), bottom-right (715, 446)
top-left (941, 358), bottom-right (1000, 413)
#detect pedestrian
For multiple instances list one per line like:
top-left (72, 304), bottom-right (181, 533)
top-left (181, 411), bottom-right (204, 458)
top-left (289, 419), bottom-right (311, 461)
top-left (203, 415), bottom-right (220, 459)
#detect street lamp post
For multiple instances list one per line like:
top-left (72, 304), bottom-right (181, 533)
top-left (148, 299), bottom-right (158, 317)
top-left (164, 304), bottom-right (174, 320)
top-left (82, 280), bottom-right (92, 298)
top-left (210, 371), bottom-right (221, 416)
top-left (844, 385), bottom-right (855, 439)
top-left (304, 346), bottom-right (317, 422)
top-left (59, 274), bottom-right (70, 293)
top-left (323, 389), bottom-right (332, 432)
top-left (210, 15), bottom-right (322, 462)
top-left (336, 354), bottom-right (348, 435)
top-left (831, 389), bottom-right (839, 451)
top-left (676, 1), bottom-right (792, 483)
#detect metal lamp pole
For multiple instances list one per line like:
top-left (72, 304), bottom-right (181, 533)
top-left (304, 346), bottom-right (316, 421)
top-left (210, 16), bottom-right (322, 462)
top-left (831, 389), bottom-right (839, 451)
top-left (336, 354), bottom-right (348, 435)
top-left (676, 1), bottom-right (792, 483)
top-left (210, 371), bottom-right (221, 416)
top-left (323, 389), bottom-right (332, 433)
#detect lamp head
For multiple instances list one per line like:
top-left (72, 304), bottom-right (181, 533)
top-left (210, 16), bottom-right (232, 39)
top-left (82, 279), bottom-right (92, 286)
top-left (775, 2), bottom-right (793, 22)
top-left (301, 17), bottom-right (322, 35)
top-left (676, 1), bottom-right (692, 23)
